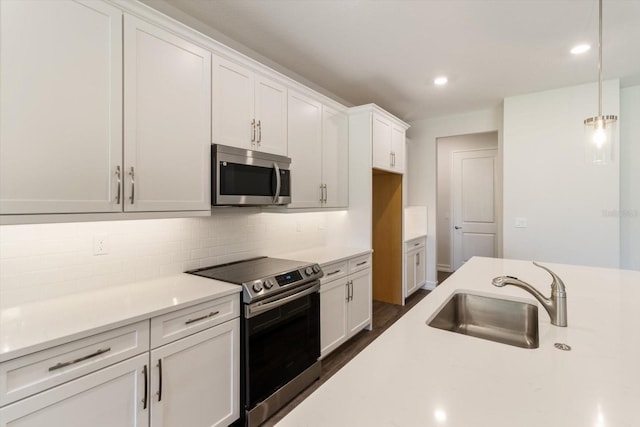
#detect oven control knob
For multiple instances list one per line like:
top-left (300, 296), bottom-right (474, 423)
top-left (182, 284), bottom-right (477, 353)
top-left (312, 265), bottom-right (321, 274)
top-left (252, 281), bottom-right (263, 293)
top-left (264, 279), bottom-right (274, 289)
top-left (305, 267), bottom-right (313, 276)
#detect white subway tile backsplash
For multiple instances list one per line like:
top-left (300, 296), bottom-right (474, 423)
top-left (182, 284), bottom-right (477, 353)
top-left (0, 210), bottom-right (339, 308)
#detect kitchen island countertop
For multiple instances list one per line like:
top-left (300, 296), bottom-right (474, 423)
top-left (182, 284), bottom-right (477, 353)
top-left (276, 256), bottom-right (640, 427)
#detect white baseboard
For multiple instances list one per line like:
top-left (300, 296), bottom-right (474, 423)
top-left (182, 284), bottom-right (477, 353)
top-left (422, 281), bottom-right (437, 290)
top-left (437, 264), bottom-right (452, 273)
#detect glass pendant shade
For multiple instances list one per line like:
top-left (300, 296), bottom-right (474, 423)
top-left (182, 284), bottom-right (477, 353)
top-left (584, 115), bottom-right (617, 164)
top-left (583, 0), bottom-right (617, 165)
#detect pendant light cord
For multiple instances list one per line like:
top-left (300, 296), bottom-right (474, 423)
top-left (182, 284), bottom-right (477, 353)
top-left (598, 0), bottom-right (602, 117)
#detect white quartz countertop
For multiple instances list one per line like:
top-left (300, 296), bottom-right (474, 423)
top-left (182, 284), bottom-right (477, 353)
top-left (276, 257), bottom-right (640, 427)
top-left (275, 246), bottom-right (372, 267)
top-left (0, 274), bottom-right (240, 362)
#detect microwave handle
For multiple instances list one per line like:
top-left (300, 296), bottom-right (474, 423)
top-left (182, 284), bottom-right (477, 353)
top-left (273, 162), bottom-right (281, 203)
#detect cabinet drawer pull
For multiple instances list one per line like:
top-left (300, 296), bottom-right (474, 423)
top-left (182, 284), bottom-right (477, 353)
top-left (414, 242), bottom-right (420, 246)
top-left (185, 311), bottom-right (219, 325)
top-left (356, 261), bottom-right (367, 266)
top-left (48, 347), bottom-right (111, 371)
top-left (142, 364), bottom-right (148, 410)
top-left (327, 269), bottom-right (342, 276)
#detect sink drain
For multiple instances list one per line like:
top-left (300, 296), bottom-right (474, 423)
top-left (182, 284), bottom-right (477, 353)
top-left (554, 343), bottom-right (571, 351)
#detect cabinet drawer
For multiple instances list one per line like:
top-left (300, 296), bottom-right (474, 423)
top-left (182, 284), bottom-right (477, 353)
top-left (405, 237), bottom-right (426, 252)
top-left (348, 254), bottom-right (372, 274)
top-left (320, 261), bottom-right (348, 284)
top-left (150, 294), bottom-right (239, 348)
top-left (0, 321), bottom-right (149, 407)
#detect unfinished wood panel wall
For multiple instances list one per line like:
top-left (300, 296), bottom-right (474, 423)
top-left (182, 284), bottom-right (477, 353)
top-left (372, 170), bottom-right (403, 304)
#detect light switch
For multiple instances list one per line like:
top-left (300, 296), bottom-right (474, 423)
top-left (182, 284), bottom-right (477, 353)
top-left (515, 217), bottom-right (527, 228)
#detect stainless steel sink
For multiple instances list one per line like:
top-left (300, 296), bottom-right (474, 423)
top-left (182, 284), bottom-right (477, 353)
top-left (428, 292), bottom-right (539, 349)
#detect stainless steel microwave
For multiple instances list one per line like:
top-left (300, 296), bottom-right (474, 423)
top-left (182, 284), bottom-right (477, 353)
top-left (212, 144), bottom-right (292, 206)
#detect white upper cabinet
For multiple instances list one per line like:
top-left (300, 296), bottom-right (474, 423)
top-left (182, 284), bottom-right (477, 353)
top-left (0, 0), bottom-right (123, 214)
top-left (212, 57), bottom-right (287, 156)
top-left (287, 91), bottom-right (323, 208)
top-left (124, 15), bottom-right (211, 212)
top-left (321, 106), bottom-right (349, 208)
top-left (371, 112), bottom-right (406, 174)
top-left (288, 96), bottom-right (349, 209)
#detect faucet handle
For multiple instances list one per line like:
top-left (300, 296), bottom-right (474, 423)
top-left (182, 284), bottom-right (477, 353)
top-left (532, 262), bottom-right (566, 295)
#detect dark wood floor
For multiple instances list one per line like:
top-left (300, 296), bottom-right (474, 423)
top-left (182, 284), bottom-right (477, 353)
top-left (263, 289), bottom-right (431, 426)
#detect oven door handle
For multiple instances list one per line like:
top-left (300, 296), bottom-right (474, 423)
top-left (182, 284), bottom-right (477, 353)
top-left (246, 283), bottom-right (319, 318)
top-left (273, 162), bottom-right (281, 203)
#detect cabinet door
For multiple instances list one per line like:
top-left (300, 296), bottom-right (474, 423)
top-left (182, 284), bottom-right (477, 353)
top-left (347, 269), bottom-right (372, 336)
top-left (405, 250), bottom-right (417, 298)
top-left (212, 57), bottom-right (254, 150)
top-left (124, 15), bottom-right (211, 212)
top-left (150, 319), bottom-right (239, 427)
top-left (415, 247), bottom-right (426, 289)
top-left (322, 106), bottom-right (349, 208)
top-left (0, 354), bottom-right (148, 427)
top-left (319, 278), bottom-right (348, 358)
top-left (255, 75), bottom-right (287, 155)
top-left (371, 113), bottom-right (392, 171)
top-left (0, 0), bottom-right (122, 214)
top-left (287, 91), bottom-right (322, 208)
top-left (391, 125), bottom-right (406, 173)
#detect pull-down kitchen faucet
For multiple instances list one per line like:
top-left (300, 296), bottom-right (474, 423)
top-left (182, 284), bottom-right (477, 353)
top-left (492, 262), bottom-right (567, 327)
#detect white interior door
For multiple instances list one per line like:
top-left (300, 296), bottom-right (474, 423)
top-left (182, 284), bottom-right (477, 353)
top-left (452, 149), bottom-right (499, 270)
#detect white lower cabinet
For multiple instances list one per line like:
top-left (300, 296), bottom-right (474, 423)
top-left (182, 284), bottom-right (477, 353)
top-left (0, 296), bottom-right (240, 427)
top-left (320, 255), bottom-right (372, 358)
top-left (0, 354), bottom-right (149, 427)
top-left (404, 237), bottom-right (427, 300)
top-left (150, 319), bottom-right (239, 427)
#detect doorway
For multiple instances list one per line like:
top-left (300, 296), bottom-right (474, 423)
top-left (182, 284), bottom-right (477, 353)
top-left (436, 132), bottom-right (500, 274)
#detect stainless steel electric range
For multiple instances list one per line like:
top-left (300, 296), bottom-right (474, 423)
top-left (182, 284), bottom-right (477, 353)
top-left (188, 256), bottom-right (323, 427)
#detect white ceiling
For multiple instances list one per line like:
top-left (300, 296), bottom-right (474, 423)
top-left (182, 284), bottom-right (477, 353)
top-left (148, 0), bottom-right (640, 122)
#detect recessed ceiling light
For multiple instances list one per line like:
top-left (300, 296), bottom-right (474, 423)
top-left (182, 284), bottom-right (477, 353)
top-left (571, 44), bottom-right (591, 55)
top-left (434, 76), bottom-right (448, 86)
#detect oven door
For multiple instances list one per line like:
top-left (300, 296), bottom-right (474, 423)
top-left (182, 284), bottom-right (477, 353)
top-left (243, 282), bottom-right (320, 409)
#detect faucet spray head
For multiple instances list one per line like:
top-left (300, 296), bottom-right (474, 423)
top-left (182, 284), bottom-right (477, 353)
top-left (492, 275), bottom-right (518, 287)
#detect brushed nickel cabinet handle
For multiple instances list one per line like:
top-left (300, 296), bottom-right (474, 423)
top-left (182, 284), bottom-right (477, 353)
top-left (142, 364), bottom-right (148, 410)
top-left (327, 269), bottom-right (342, 276)
top-left (251, 119), bottom-right (256, 143)
top-left (129, 166), bottom-right (135, 204)
top-left (356, 261), bottom-right (367, 266)
top-left (257, 120), bottom-right (262, 144)
top-left (48, 347), bottom-right (111, 371)
top-left (115, 166), bottom-right (121, 204)
top-left (319, 183), bottom-right (324, 203)
top-left (185, 311), bottom-right (220, 325)
top-left (156, 359), bottom-right (163, 402)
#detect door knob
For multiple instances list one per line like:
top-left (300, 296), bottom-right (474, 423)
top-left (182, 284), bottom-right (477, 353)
top-left (454, 226), bottom-right (462, 229)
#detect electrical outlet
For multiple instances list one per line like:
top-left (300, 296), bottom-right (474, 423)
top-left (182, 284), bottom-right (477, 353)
top-left (93, 236), bottom-right (109, 255)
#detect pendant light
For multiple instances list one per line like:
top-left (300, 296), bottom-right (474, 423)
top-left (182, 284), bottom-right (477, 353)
top-left (584, 0), bottom-right (617, 164)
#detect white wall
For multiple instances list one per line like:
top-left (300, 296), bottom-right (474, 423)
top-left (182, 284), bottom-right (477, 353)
top-left (503, 80), bottom-right (620, 268)
top-left (407, 106), bottom-right (503, 286)
top-left (620, 85), bottom-right (640, 271)
top-left (436, 132), bottom-right (499, 271)
top-left (0, 210), bottom-right (346, 308)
